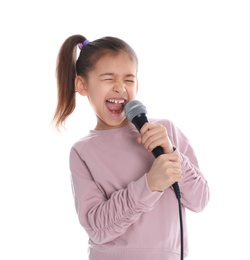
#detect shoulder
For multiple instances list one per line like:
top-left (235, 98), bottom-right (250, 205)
top-left (149, 118), bottom-right (186, 144)
top-left (70, 133), bottom-right (96, 155)
top-left (149, 118), bottom-right (175, 131)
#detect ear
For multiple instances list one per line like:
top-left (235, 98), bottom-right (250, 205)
top-left (75, 76), bottom-right (88, 96)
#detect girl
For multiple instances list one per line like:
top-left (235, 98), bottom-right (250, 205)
top-left (53, 34), bottom-right (209, 260)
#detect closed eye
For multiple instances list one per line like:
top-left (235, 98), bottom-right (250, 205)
top-left (102, 78), bottom-right (114, 81)
top-left (125, 80), bottom-right (135, 83)
top-left (124, 74), bottom-right (136, 83)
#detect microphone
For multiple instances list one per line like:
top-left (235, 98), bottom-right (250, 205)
top-left (124, 100), bottom-right (181, 199)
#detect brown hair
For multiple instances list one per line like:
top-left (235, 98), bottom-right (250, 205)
top-left (52, 34), bottom-right (138, 130)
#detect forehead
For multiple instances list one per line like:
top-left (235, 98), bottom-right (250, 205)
top-left (94, 51), bottom-right (137, 73)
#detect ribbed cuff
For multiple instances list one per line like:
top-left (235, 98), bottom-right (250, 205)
top-left (129, 174), bottom-right (163, 208)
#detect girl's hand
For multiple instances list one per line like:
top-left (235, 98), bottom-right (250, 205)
top-left (137, 122), bottom-right (174, 154)
top-left (147, 153), bottom-right (182, 192)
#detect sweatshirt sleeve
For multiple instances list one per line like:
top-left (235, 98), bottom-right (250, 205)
top-left (169, 121), bottom-right (210, 212)
top-left (70, 147), bottom-right (163, 245)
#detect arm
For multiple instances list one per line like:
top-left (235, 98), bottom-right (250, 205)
top-left (170, 122), bottom-right (210, 212)
top-left (70, 147), bottom-right (163, 245)
top-left (136, 119), bottom-right (209, 212)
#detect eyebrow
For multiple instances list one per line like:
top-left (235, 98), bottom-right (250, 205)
top-left (99, 73), bottom-right (136, 78)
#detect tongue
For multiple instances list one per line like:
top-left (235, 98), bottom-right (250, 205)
top-left (106, 102), bottom-right (123, 112)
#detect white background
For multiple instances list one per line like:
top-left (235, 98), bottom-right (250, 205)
top-left (0, 0), bottom-right (249, 259)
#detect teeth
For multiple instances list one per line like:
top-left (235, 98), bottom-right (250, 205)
top-left (107, 99), bottom-right (125, 104)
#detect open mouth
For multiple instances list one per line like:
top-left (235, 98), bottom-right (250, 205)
top-left (106, 99), bottom-right (126, 114)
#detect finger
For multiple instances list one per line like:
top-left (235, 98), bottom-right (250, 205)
top-left (171, 161), bottom-right (181, 169)
top-left (159, 153), bottom-right (180, 162)
top-left (144, 136), bottom-right (166, 152)
top-left (139, 122), bottom-right (152, 135)
top-left (141, 123), bottom-right (164, 139)
top-left (141, 127), bottom-right (166, 148)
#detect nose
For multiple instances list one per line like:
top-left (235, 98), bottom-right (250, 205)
top-left (113, 82), bottom-right (126, 94)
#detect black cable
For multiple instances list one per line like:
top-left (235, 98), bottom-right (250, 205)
top-left (173, 185), bottom-right (184, 260)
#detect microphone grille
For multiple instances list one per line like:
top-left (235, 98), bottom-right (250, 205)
top-left (124, 100), bottom-right (147, 122)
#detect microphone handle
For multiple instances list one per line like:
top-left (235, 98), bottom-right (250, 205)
top-left (131, 113), bottom-right (148, 131)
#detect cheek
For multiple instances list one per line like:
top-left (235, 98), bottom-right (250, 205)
top-left (129, 85), bottom-right (138, 97)
top-left (87, 89), bottom-right (106, 110)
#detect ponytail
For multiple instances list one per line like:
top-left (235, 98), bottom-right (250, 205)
top-left (52, 34), bottom-right (86, 129)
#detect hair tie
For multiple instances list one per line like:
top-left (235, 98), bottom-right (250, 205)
top-left (78, 39), bottom-right (90, 50)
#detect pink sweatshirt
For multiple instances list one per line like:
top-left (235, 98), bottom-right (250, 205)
top-left (70, 119), bottom-right (209, 260)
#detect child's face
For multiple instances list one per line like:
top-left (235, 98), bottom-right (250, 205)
top-left (81, 51), bottom-right (138, 130)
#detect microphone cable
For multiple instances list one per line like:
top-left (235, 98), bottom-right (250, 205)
top-left (173, 183), bottom-right (184, 260)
